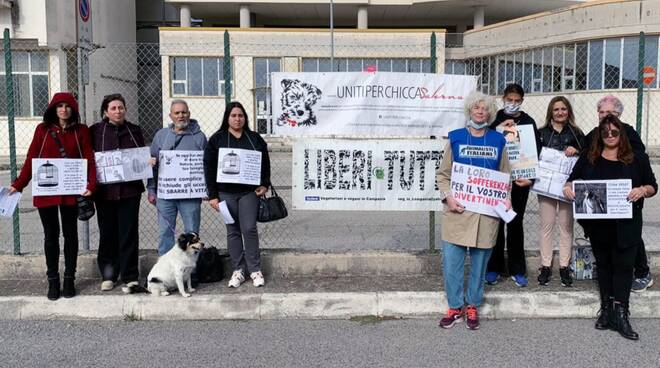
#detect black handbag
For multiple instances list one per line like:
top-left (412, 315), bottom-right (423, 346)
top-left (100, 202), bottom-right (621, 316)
top-left (194, 246), bottom-right (228, 283)
top-left (49, 130), bottom-right (95, 221)
top-left (257, 186), bottom-right (288, 223)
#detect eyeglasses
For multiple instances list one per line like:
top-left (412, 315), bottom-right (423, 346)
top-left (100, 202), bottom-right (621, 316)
top-left (600, 129), bottom-right (620, 138)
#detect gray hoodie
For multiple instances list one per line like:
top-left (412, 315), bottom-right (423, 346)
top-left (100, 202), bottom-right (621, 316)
top-left (147, 119), bottom-right (208, 196)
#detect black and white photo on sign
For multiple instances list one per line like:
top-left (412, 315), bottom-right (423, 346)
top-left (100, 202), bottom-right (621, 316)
top-left (94, 146), bottom-right (152, 184)
top-left (157, 150), bottom-right (206, 200)
top-left (572, 179), bottom-right (632, 219)
top-left (216, 148), bottom-right (262, 186)
top-left (531, 147), bottom-right (578, 202)
top-left (31, 158), bottom-right (87, 196)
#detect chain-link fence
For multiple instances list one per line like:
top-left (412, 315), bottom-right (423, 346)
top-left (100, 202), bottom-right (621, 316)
top-left (2, 29), bottom-right (660, 255)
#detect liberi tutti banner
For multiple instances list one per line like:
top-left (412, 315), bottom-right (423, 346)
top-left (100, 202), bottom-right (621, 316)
top-left (271, 72), bottom-right (478, 137)
top-left (292, 139), bottom-right (444, 211)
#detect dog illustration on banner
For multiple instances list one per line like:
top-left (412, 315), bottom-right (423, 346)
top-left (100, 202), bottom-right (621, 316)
top-left (277, 79), bottom-right (322, 127)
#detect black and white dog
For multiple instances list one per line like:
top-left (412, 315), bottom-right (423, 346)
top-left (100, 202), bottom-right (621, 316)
top-left (147, 232), bottom-right (204, 297)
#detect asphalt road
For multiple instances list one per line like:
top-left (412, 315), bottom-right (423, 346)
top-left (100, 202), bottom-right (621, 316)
top-left (0, 319), bottom-right (658, 368)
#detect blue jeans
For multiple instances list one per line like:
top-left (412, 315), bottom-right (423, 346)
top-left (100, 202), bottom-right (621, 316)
top-left (156, 198), bottom-right (202, 255)
top-left (443, 241), bottom-right (493, 309)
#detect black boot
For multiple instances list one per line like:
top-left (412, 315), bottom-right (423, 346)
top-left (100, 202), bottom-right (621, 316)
top-left (62, 277), bottom-right (76, 298)
top-left (612, 302), bottom-right (639, 340)
top-left (594, 300), bottom-right (612, 330)
top-left (47, 278), bottom-right (60, 301)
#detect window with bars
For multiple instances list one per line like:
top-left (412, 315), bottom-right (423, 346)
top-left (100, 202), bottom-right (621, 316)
top-left (254, 58), bottom-right (281, 134)
top-left (302, 58), bottom-right (431, 73)
top-left (0, 51), bottom-right (49, 117)
top-left (170, 57), bottom-right (232, 97)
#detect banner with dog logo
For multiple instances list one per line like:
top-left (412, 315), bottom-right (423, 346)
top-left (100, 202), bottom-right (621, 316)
top-left (450, 162), bottom-right (511, 217)
top-left (271, 72), bottom-right (478, 137)
top-left (157, 150), bottom-right (207, 199)
top-left (292, 138), bottom-right (444, 211)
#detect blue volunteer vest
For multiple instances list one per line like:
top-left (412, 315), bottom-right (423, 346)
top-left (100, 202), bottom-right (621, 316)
top-left (449, 127), bottom-right (506, 170)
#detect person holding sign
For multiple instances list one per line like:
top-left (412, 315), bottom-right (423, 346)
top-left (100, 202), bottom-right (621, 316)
top-left (437, 91), bottom-right (511, 331)
top-left (536, 96), bottom-right (585, 287)
top-left (563, 115), bottom-right (657, 340)
top-left (90, 94), bottom-right (148, 292)
top-left (7, 92), bottom-right (96, 300)
top-left (203, 102), bottom-right (271, 288)
top-left (147, 100), bottom-right (208, 255)
top-left (486, 84), bottom-right (540, 288)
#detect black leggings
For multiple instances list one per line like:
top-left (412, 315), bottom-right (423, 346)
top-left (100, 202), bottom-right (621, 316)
top-left (488, 183), bottom-right (529, 276)
top-left (591, 240), bottom-right (637, 306)
top-left (37, 205), bottom-right (79, 279)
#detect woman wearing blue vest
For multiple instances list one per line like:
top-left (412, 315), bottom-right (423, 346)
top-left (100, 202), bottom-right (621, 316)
top-left (437, 91), bottom-right (511, 330)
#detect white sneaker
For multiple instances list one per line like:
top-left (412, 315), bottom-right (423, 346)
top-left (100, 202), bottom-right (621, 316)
top-left (100, 280), bottom-right (115, 291)
top-left (228, 270), bottom-right (245, 288)
top-left (250, 271), bottom-right (265, 287)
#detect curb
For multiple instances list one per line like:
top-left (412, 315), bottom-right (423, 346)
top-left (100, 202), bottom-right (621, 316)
top-left (1, 290), bottom-right (659, 321)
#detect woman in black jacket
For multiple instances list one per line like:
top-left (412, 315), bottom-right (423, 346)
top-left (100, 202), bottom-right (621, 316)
top-left (536, 96), bottom-right (585, 287)
top-left (563, 115), bottom-right (657, 340)
top-left (203, 102), bottom-right (271, 288)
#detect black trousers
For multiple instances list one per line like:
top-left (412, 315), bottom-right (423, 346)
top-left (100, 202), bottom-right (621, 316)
top-left (38, 205), bottom-right (79, 279)
top-left (96, 196), bottom-right (141, 283)
top-left (634, 240), bottom-right (650, 279)
top-left (591, 240), bottom-right (637, 306)
top-left (487, 183), bottom-right (529, 276)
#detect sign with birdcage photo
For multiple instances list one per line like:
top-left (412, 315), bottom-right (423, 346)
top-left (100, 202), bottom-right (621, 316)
top-left (216, 148), bottom-right (262, 186)
top-left (31, 158), bottom-right (87, 196)
top-left (94, 147), bottom-right (152, 184)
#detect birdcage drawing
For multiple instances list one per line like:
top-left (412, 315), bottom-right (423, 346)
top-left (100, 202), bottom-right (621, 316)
top-left (222, 151), bottom-right (241, 174)
top-left (37, 161), bottom-right (59, 187)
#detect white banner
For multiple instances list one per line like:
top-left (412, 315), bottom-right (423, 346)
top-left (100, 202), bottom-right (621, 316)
top-left (31, 158), bottom-right (87, 196)
top-left (496, 124), bottom-right (538, 179)
top-left (216, 148), bottom-right (262, 186)
top-left (531, 147), bottom-right (578, 202)
top-left (95, 147), bottom-right (152, 184)
top-left (271, 72), bottom-right (478, 137)
top-left (450, 162), bottom-right (510, 217)
top-left (573, 179), bottom-right (632, 219)
top-left (292, 139), bottom-right (443, 211)
top-left (157, 150), bottom-right (206, 200)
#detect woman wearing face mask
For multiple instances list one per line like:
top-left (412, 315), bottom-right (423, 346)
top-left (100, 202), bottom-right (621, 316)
top-left (485, 83), bottom-right (540, 288)
top-left (7, 92), bottom-right (96, 300)
top-left (90, 94), bottom-right (147, 292)
top-left (437, 91), bottom-right (511, 331)
top-left (563, 115), bottom-right (656, 340)
top-left (536, 96), bottom-right (585, 287)
top-left (203, 102), bottom-right (271, 289)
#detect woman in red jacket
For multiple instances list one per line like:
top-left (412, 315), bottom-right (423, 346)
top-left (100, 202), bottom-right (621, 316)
top-left (7, 92), bottom-right (96, 300)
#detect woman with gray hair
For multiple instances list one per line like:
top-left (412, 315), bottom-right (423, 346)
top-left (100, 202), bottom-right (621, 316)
top-left (436, 91), bottom-right (511, 330)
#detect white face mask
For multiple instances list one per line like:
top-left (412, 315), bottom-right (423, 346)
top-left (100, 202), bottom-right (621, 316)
top-left (503, 102), bottom-right (521, 115)
top-left (467, 119), bottom-right (489, 130)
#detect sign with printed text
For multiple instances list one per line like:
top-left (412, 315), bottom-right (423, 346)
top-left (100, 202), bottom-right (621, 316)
top-left (271, 72), bottom-right (477, 137)
top-left (496, 124), bottom-right (538, 180)
top-left (157, 150), bottom-right (206, 199)
top-left (31, 158), bottom-right (87, 196)
top-left (450, 162), bottom-right (510, 217)
top-left (573, 179), bottom-right (632, 219)
top-left (292, 138), bottom-right (444, 211)
top-left (95, 147), bottom-right (152, 184)
top-left (531, 147), bottom-right (578, 202)
top-left (216, 148), bottom-right (262, 186)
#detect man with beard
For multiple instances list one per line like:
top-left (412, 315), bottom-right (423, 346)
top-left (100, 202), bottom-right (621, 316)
top-left (148, 100), bottom-right (208, 255)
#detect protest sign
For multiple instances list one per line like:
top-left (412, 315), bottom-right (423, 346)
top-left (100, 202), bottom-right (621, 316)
top-left (95, 147), bottom-right (152, 184)
top-left (216, 148), bottom-right (262, 186)
top-left (31, 158), bottom-right (87, 196)
top-left (531, 147), bottom-right (578, 202)
top-left (157, 150), bottom-right (206, 199)
top-left (450, 162), bottom-right (510, 217)
top-left (292, 138), bottom-right (443, 211)
top-left (573, 179), bottom-right (632, 219)
top-left (496, 124), bottom-right (538, 180)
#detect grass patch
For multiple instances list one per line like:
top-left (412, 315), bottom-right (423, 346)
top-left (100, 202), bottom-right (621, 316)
top-left (349, 315), bottom-right (401, 325)
top-left (123, 311), bottom-right (142, 322)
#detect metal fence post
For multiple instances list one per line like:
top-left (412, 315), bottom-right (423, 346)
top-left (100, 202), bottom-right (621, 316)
top-left (4, 28), bottom-right (21, 255)
top-left (636, 31), bottom-right (645, 134)
top-left (223, 30), bottom-right (232, 104)
top-left (428, 33), bottom-right (438, 252)
top-left (76, 44), bottom-right (91, 251)
top-left (430, 32), bottom-right (437, 73)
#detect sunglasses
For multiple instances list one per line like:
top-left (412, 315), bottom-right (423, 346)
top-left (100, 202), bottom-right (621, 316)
top-left (600, 129), bottom-right (620, 138)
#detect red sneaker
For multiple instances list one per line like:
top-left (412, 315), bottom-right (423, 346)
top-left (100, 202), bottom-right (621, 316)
top-left (465, 305), bottom-right (480, 330)
top-left (438, 308), bottom-right (463, 329)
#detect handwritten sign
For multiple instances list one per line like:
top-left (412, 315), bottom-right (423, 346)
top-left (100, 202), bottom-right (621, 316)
top-left (450, 162), bottom-right (510, 217)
